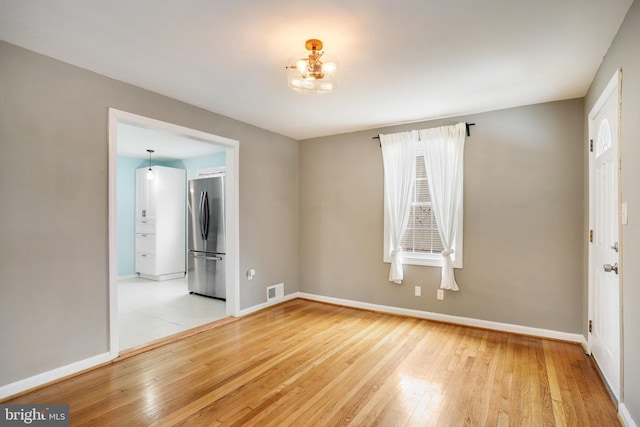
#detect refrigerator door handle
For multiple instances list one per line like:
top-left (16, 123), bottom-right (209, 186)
top-left (198, 191), bottom-right (204, 240)
top-left (199, 191), bottom-right (210, 241)
top-left (203, 191), bottom-right (209, 239)
top-left (189, 252), bottom-right (222, 261)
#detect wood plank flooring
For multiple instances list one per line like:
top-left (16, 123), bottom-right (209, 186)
top-left (5, 299), bottom-right (620, 426)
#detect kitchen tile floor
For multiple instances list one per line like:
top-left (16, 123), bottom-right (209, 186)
top-left (118, 276), bottom-right (227, 350)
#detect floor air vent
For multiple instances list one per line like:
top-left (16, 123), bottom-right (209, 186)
top-left (267, 283), bottom-right (284, 302)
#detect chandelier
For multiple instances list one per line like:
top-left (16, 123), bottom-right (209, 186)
top-left (286, 39), bottom-right (338, 94)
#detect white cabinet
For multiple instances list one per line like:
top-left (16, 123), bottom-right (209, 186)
top-left (135, 166), bottom-right (186, 281)
top-left (136, 173), bottom-right (155, 220)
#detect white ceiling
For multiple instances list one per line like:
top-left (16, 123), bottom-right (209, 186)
top-left (0, 0), bottom-right (633, 140)
top-left (117, 122), bottom-right (225, 161)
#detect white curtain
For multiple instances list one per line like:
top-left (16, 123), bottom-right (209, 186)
top-left (380, 131), bottom-right (418, 284)
top-left (418, 123), bottom-right (466, 291)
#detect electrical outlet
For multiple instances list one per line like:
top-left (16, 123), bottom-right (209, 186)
top-left (437, 289), bottom-right (444, 300)
top-left (414, 286), bottom-right (421, 297)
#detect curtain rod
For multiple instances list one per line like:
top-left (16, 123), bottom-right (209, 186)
top-left (372, 122), bottom-right (475, 141)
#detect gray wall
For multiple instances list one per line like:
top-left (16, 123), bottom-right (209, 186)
top-left (0, 41), bottom-right (299, 387)
top-left (300, 99), bottom-right (584, 333)
top-left (585, 0), bottom-right (640, 422)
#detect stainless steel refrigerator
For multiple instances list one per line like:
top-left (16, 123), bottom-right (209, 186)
top-left (187, 176), bottom-right (226, 300)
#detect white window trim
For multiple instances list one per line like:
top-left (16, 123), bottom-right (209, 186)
top-left (382, 171), bottom-right (463, 269)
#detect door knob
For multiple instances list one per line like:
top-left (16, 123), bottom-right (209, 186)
top-left (603, 263), bottom-right (619, 274)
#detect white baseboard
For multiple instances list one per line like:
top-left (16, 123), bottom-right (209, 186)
top-left (298, 292), bottom-right (586, 344)
top-left (620, 403), bottom-right (638, 427)
top-left (237, 292), bottom-right (299, 317)
top-left (0, 352), bottom-right (112, 400)
top-left (118, 274), bottom-right (137, 280)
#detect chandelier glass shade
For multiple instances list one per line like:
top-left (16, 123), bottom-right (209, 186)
top-left (286, 39), bottom-right (338, 94)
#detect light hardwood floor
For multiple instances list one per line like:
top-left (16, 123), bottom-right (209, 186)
top-left (5, 299), bottom-right (619, 426)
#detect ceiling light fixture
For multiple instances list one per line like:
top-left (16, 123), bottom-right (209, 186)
top-left (146, 149), bottom-right (154, 180)
top-left (286, 39), bottom-right (338, 94)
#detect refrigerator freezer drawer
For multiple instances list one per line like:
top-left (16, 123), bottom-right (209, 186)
top-left (135, 233), bottom-right (156, 253)
top-left (187, 252), bottom-right (226, 300)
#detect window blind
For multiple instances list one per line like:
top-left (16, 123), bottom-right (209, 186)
top-left (401, 154), bottom-right (443, 254)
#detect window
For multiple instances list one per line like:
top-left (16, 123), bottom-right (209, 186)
top-left (401, 152), bottom-right (444, 256)
top-left (383, 148), bottom-right (463, 269)
top-left (382, 123), bottom-right (465, 289)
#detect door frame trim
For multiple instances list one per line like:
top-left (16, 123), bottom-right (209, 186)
top-left (587, 68), bottom-right (622, 399)
top-left (107, 108), bottom-right (240, 359)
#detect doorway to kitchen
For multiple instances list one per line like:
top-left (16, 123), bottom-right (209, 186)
top-left (108, 108), bottom-right (239, 357)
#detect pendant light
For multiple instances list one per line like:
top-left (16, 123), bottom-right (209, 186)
top-left (146, 149), bottom-right (154, 180)
top-left (286, 39), bottom-right (338, 94)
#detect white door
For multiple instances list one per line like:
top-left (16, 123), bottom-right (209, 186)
top-left (589, 70), bottom-right (621, 400)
